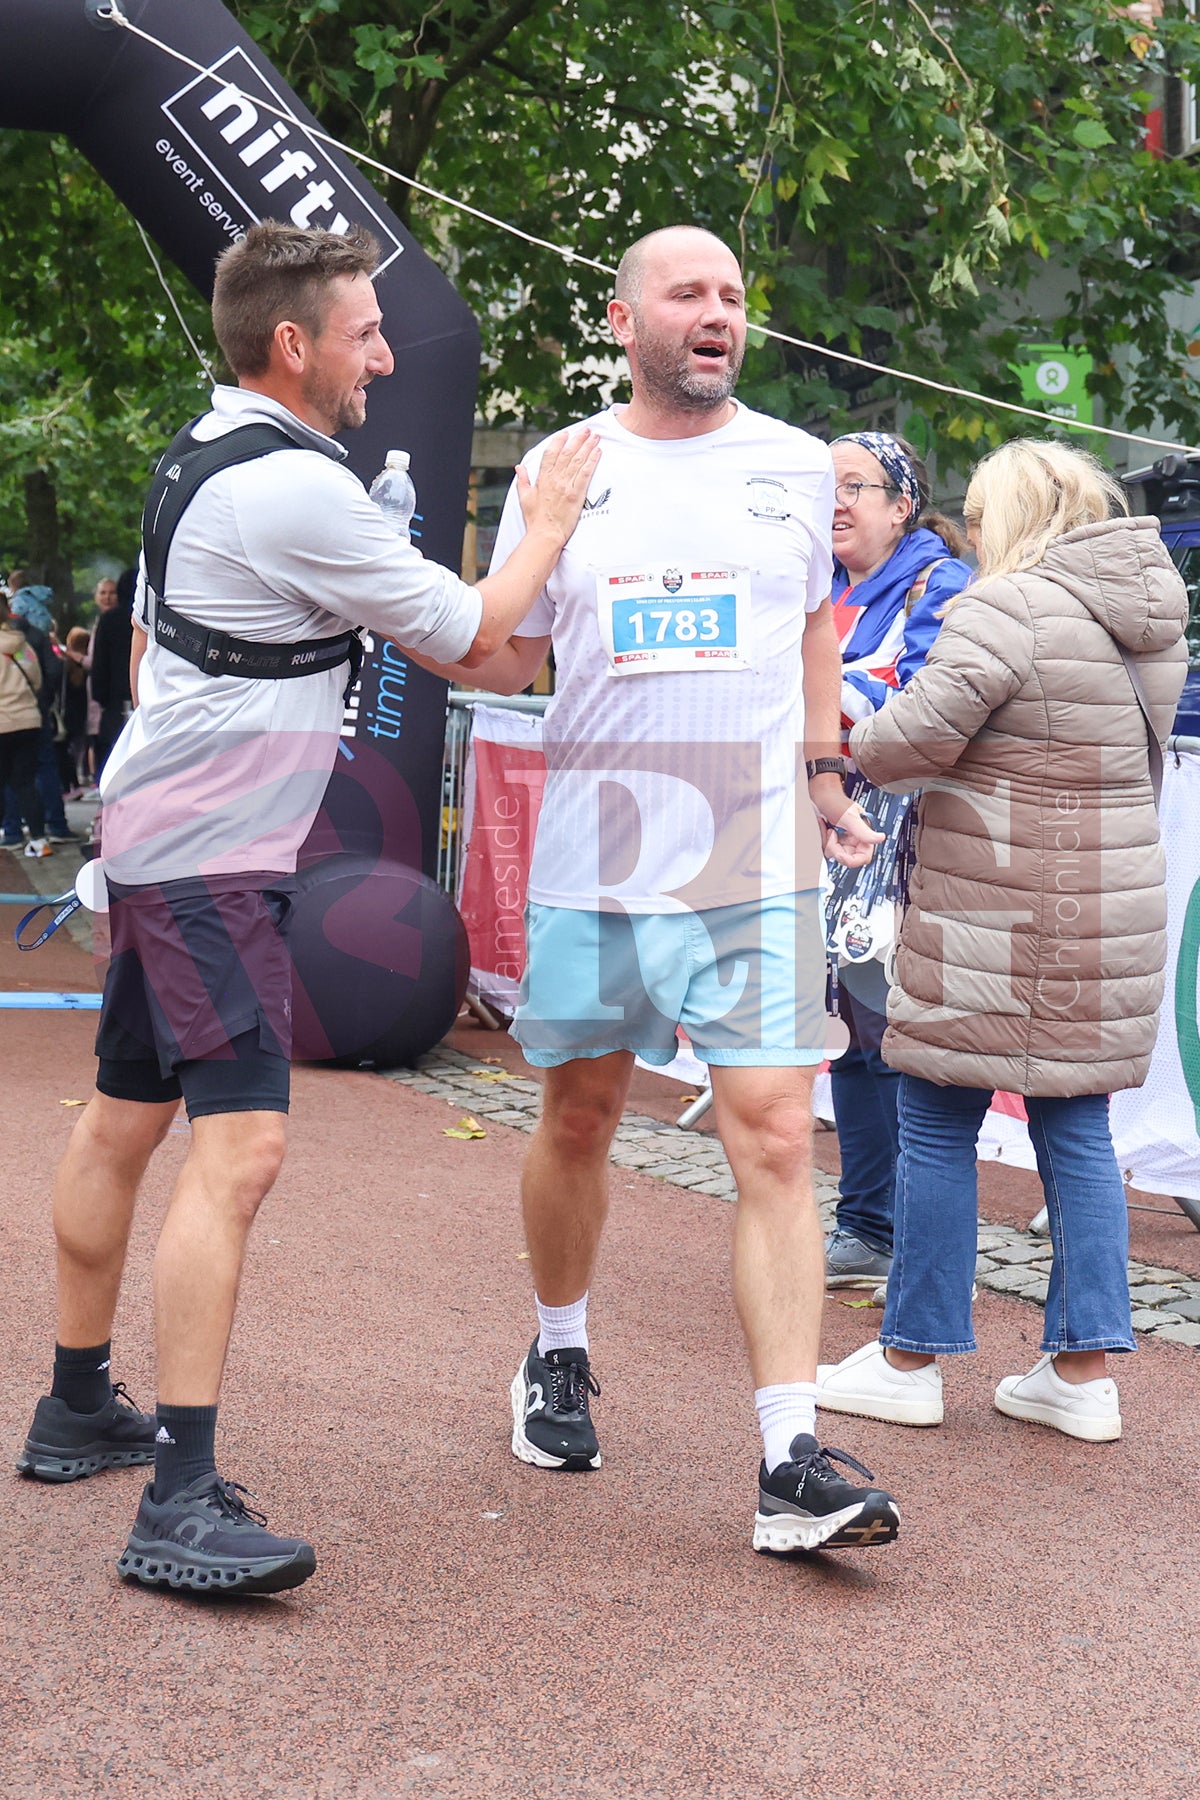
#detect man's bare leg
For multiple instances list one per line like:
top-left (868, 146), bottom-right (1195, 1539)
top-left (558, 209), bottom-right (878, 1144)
top-left (709, 1064), bottom-right (824, 1386)
top-left (512, 1052), bottom-right (634, 1471)
top-left (520, 1051), bottom-right (635, 1305)
top-left (711, 1062), bottom-right (900, 1551)
top-left (154, 1110), bottom-right (287, 1405)
top-left (54, 1091), bottom-right (179, 1348)
top-left (17, 1091), bottom-right (178, 1484)
top-left (116, 1105), bottom-right (315, 1595)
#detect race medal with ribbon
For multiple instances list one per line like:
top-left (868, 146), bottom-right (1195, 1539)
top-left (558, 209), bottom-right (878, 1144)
top-left (597, 562), bottom-right (753, 676)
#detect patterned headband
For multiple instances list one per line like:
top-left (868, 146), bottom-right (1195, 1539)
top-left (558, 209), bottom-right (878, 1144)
top-left (832, 432), bottom-right (921, 521)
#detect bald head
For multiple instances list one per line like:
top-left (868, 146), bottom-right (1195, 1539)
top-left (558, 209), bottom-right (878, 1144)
top-left (607, 227), bottom-right (746, 427)
top-left (614, 226), bottom-right (741, 309)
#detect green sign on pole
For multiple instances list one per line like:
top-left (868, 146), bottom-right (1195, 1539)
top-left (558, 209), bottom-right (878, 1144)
top-left (1013, 345), bottom-right (1098, 446)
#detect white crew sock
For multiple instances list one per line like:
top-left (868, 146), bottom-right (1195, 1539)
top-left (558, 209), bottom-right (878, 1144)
top-left (536, 1292), bottom-right (589, 1357)
top-left (756, 1382), bottom-right (819, 1473)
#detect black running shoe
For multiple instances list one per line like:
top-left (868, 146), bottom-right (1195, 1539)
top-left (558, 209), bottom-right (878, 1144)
top-left (753, 1433), bottom-right (900, 1553)
top-left (510, 1339), bottom-right (601, 1471)
top-left (116, 1473), bottom-right (316, 1596)
top-left (16, 1385), bottom-right (156, 1483)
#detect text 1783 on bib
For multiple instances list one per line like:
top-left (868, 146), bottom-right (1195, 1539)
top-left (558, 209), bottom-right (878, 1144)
top-left (597, 563), bottom-right (753, 676)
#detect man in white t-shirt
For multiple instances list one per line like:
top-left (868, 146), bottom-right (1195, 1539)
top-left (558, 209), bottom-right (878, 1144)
top-left (421, 226), bottom-right (901, 1555)
top-left (15, 221), bottom-right (597, 1598)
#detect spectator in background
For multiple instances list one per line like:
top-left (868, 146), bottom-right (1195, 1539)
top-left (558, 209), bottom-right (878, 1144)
top-left (823, 433), bottom-right (972, 1292)
top-left (0, 596), bottom-right (50, 858)
top-left (60, 626), bottom-right (91, 797)
top-left (91, 568), bottom-right (135, 776)
top-left (85, 578), bottom-right (119, 786)
top-left (2, 585), bottom-right (76, 848)
top-left (816, 440), bottom-right (1187, 1443)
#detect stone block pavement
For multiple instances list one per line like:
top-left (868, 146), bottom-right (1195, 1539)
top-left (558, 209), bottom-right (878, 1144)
top-left (387, 1044), bottom-right (1200, 1347)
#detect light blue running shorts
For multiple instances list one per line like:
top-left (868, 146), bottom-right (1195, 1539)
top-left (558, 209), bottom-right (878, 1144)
top-left (511, 891), bottom-right (834, 1067)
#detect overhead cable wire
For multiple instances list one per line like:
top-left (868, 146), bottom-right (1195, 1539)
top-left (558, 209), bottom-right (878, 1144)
top-left (101, 1), bottom-right (1200, 457)
top-left (135, 220), bottom-right (217, 380)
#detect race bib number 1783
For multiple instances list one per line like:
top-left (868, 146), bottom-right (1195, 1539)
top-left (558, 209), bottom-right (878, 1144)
top-left (597, 562), bottom-right (753, 676)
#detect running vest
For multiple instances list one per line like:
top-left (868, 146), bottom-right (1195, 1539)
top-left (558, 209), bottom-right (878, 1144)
top-left (141, 418), bottom-right (363, 692)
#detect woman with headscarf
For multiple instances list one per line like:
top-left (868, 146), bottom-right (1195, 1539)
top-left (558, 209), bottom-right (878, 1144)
top-left (823, 432), bottom-right (972, 1290)
top-left (816, 439), bottom-right (1187, 1441)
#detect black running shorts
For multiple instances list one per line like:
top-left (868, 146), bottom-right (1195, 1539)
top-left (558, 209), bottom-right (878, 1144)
top-left (94, 874), bottom-right (296, 1119)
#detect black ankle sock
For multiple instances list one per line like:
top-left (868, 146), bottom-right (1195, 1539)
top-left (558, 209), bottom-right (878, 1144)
top-left (51, 1341), bottom-right (114, 1415)
top-left (153, 1404), bottom-right (219, 1501)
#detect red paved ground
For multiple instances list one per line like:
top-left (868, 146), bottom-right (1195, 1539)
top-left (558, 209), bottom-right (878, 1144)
top-left (2, 875), bottom-right (1198, 1798)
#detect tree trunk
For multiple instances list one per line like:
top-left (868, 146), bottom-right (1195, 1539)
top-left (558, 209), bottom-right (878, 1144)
top-left (22, 467), bottom-right (74, 628)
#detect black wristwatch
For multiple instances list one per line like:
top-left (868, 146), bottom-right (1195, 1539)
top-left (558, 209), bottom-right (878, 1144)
top-left (805, 756), bottom-right (848, 780)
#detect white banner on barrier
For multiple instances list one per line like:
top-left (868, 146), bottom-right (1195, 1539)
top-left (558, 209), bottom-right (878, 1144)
top-left (1109, 748), bottom-right (1200, 1200)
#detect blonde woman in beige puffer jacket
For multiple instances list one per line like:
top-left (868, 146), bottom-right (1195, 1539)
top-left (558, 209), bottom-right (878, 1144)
top-left (815, 440), bottom-right (1187, 1445)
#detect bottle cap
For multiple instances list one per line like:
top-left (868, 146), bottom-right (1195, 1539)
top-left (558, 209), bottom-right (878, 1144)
top-left (384, 449), bottom-right (410, 471)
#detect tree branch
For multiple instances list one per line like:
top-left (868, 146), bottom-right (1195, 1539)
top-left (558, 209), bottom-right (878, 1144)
top-left (441, 0), bottom-right (545, 91)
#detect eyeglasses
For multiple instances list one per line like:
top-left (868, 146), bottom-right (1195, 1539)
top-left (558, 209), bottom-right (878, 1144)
top-left (834, 480), bottom-right (900, 506)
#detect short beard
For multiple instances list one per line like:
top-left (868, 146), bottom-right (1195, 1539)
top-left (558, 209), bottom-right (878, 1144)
top-left (630, 319), bottom-right (743, 414)
top-left (301, 370), bottom-right (365, 435)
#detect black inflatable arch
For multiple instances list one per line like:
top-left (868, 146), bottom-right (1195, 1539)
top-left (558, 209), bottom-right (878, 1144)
top-left (1, 0), bottom-right (479, 1063)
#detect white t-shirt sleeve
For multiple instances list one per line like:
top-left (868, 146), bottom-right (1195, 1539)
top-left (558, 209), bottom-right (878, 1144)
top-left (488, 466), bottom-right (554, 639)
top-left (236, 455), bottom-right (483, 664)
top-left (133, 554), bottom-right (150, 631)
top-left (805, 454), bottom-right (836, 609)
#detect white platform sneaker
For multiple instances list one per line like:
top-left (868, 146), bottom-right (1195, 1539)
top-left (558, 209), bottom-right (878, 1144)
top-left (815, 1340), bottom-right (944, 1427)
top-left (994, 1354), bottom-right (1121, 1442)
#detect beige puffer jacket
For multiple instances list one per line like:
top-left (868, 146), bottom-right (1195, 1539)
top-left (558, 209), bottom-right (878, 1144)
top-left (849, 516), bottom-right (1188, 1097)
top-left (0, 622), bottom-right (42, 734)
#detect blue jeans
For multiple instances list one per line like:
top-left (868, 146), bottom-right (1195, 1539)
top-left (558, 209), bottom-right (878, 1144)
top-left (881, 1075), bottom-right (1135, 1357)
top-left (3, 717), bottom-right (68, 838)
top-left (830, 979), bottom-right (899, 1252)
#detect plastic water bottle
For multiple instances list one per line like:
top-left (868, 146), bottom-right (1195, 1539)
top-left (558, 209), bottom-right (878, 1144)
top-left (369, 449), bottom-right (418, 541)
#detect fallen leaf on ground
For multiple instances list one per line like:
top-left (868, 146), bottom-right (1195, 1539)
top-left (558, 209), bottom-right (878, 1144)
top-left (443, 1115), bottom-right (487, 1140)
top-left (59, 1098), bottom-right (86, 1107)
top-left (472, 1070), bottom-right (509, 1082)
top-left (841, 1298), bottom-right (875, 1309)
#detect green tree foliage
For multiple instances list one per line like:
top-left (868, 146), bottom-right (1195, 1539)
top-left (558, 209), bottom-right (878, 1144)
top-left (229, 0), bottom-right (1200, 449)
top-left (0, 133), bottom-right (212, 605)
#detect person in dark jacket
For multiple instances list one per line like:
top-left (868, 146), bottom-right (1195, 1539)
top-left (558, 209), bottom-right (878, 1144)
top-left (90, 567), bottom-right (135, 776)
top-left (824, 433), bottom-right (972, 1289)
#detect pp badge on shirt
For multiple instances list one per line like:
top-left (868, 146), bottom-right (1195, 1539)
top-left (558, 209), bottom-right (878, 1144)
top-left (597, 563), bottom-right (753, 676)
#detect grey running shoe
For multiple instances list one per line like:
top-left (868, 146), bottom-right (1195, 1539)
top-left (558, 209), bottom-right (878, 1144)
top-left (510, 1340), bottom-right (601, 1470)
top-left (16, 1385), bottom-right (156, 1483)
top-left (753, 1435), bottom-right (900, 1554)
top-left (117, 1473), bottom-right (316, 1595)
top-left (824, 1229), bottom-right (893, 1289)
